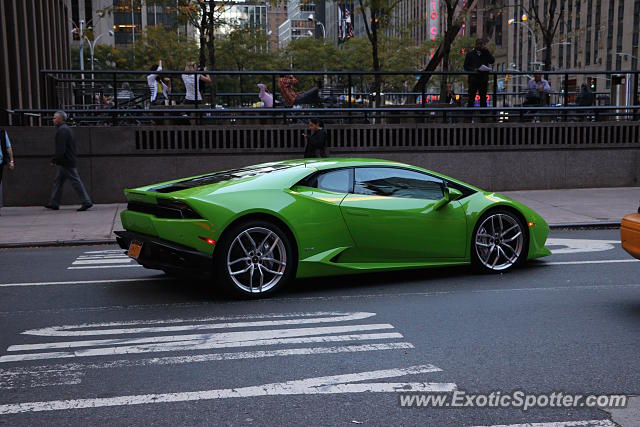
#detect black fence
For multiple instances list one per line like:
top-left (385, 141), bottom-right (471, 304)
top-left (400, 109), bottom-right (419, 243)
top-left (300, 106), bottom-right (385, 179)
top-left (7, 69), bottom-right (640, 126)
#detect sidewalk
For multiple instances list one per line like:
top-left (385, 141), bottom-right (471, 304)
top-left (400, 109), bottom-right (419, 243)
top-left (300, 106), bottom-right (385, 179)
top-left (0, 204), bottom-right (126, 247)
top-left (0, 188), bottom-right (638, 247)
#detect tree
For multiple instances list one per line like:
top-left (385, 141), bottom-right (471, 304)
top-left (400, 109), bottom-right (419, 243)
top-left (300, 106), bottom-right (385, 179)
top-left (350, 0), bottom-right (404, 106)
top-left (414, 0), bottom-right (478, 97)
top-left (216, 27), bottom-right (276, 105)
top-left (178, 0), bottom-right (237, 104)
top-left (519, 0), bottom-right (565, 71)
top-left (176, 1), bottom-right (282, 104)
top-left (129, 25), bottom-right (199, 71)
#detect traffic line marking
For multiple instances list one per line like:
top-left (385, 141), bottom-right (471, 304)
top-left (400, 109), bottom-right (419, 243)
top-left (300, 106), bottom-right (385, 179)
top-left (0, 343), bottom-right (415, 389)
top-left (67, 249), bottom-right (138, 270)
top-left (541, 259), bottom-right (638, 266)
top-left (72, 259), bottom-right (134, 265)
top-left (471, 419), bottom-right (616, 427)
top-left (23, 311), bottom-right (378, 336)
top-left (67, 264), bottom-right (143, 269)
top-left (82, 250), bottom-right (125, 254)
top-left (1, 312), bottom-right (409, 363)
top-left (546, 238), bottom-right (620, 255)
top-left (0, 365), bottom-right (455, 414)
top-left (1, 331), bottom-right (400, 362)
top-left (0, 277), bottom-right (168, 287)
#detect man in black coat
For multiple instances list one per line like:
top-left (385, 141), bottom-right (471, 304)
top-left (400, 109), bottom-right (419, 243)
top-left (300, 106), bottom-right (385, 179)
top-left (464, 38), bottom-right (495, 108)
top-left (45, 111), bottom-right (93, 211)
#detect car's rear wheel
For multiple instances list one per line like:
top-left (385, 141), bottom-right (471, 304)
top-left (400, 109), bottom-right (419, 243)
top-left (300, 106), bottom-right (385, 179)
top-left (215, 220), bottom-right (295, 298)
top-left (472, 210), bottom-right (527, 272)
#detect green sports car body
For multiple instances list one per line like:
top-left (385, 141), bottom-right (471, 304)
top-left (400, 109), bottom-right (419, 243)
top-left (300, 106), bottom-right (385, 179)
top-left (116, 158), bottom-right (550, 296)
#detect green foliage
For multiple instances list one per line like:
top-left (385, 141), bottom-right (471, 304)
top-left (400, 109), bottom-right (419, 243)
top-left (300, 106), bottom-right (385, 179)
top-left (130, 25), bottom-right (199, 70)
top-left (89, 25), bottom-right (198, 72)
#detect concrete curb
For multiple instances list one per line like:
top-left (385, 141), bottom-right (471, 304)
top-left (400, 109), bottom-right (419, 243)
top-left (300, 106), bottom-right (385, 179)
top-left (0, 222), bottom-right (622, 248)
top-left (0, 239), bottom-right (117, 249)
top-left (548, 221), bottom-right (620, 230)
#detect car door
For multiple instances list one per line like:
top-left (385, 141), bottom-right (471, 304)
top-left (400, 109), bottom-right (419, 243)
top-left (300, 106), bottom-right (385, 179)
top-left (339, 167), bottom-right (467, 261)
top-left (288, 168), bottom-right (356, 256)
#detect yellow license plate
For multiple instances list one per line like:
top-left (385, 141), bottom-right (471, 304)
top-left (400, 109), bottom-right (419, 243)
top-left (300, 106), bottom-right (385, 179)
top-left (128, 241), bottom-right (143, 259)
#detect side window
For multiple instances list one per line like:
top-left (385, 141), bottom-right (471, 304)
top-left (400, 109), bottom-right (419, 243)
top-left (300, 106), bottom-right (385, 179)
top-left (354, 168), bottom-right (444, 200)
top-left (314, 169), bottom-right (353, 193)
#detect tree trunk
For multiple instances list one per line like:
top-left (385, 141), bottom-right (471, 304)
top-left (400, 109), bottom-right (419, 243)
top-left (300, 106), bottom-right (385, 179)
top-left (206, 0), bottom-right (216, 106)
top-left (543, 34), bottom-right (553, 72)
top-left (439, 10), bottom-right (456, 101)
top-left (414, 0), bottom-right (477, 97)
top-left (199, 13), bottom-right (207, 69)
top-left (372, 25), bottom-right (382, 108)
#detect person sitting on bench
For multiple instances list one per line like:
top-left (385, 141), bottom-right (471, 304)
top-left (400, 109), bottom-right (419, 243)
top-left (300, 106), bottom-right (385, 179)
top-left (524, 73), bottom-right (551, 106)
top-left (278, 75), bottom-right (322, 107)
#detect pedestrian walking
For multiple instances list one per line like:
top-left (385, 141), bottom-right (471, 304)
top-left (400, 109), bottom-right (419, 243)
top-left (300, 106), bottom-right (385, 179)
top-left (464, 38), bottom-right (494, 108)
top-left (0, 127), bottom-right (15, 215)
top-left (45, 111), bottom-right (93, 211)
top-left (303, 119), bottom-right (328, 158)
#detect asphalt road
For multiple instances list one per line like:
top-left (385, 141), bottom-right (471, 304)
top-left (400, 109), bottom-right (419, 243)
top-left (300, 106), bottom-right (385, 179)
top-left (0, 229), bottom-right (638, 427)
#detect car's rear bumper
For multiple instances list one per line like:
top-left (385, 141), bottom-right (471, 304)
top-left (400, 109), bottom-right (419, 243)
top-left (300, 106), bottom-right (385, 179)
top-left (621, 213), bottom-right (640, 260)
top-left (115, 230), bottom-right (213, 272)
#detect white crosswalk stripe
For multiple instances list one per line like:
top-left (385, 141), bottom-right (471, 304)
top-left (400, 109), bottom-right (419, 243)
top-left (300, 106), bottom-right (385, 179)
top-left (471, 420), bottom-right (616, 427)
top-left (0, 312), bottom-right (416, 389)
top-left (0, 364), bottom-right (456, 414)
top-left (67, 249), bottom-right (141, 270)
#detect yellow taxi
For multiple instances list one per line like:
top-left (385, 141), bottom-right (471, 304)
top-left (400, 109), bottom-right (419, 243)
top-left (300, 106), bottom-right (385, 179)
top-left (621, 204), bottom-right (640, 259)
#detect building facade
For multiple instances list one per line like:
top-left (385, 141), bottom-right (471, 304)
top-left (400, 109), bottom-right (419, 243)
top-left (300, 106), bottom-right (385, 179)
top-left (216, 1), bottom-right (269, 35)
top-left (278, 0), bottom-right (318, 47)
top-left (324, 1), bottom-right (443, 47)
top-left (1, 0), bottom-right (72, 125)
top-left (70, 0), bottom-right (192, 48)
top-left (505, 0), bottom-right (640, 93)
top-left (268, 1), bottom-right (288, 51)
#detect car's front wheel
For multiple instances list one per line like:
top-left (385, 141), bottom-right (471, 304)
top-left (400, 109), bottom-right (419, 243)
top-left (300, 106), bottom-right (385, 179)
top-left (472, 210), bottom-right (527, 272)
top-left (215, 220), bottom-right (295, 298)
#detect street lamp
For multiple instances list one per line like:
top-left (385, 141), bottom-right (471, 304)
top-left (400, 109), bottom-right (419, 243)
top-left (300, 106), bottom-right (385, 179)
top-left (71, 20), bottom-right (87, 73)
top-left (616, 52), bottom-right (639, 61)
top-left (508, 17), bottom-right (538, 68)
top-left (307, 14), bottom-right (326, 39)
top-left (85, 31), bottom-right (114, 83)
top-left (536, 41), bottom-right (571, 53)
top-left (307, 14), bottom-right (327, 84)
top-left (83, 31), bottom-right (114, 105)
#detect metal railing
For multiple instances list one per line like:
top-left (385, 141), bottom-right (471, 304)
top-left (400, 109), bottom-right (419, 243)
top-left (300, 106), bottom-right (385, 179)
top-left (9, 69), bottom-right (639, 126)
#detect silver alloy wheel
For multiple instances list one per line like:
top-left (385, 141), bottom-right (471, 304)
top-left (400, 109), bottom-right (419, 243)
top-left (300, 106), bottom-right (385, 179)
top-left (226, 226), bottom-right (287, 294)
top-left (474, 213), bottom-right (524, 271)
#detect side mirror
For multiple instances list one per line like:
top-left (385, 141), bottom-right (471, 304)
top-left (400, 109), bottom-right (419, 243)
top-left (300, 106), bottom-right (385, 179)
top-left (449, 188), bottom-right (463, 201)
top-left (434, 187), bottom-right (462, 210)
top-left (434, 186), bottom-right (450, 210)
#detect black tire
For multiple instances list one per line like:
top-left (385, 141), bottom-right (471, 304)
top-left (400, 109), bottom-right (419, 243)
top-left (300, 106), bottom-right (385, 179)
top-left (214, 219), bottom-right (296, 298)
top-left (471, 209), bottom-right (528, 273)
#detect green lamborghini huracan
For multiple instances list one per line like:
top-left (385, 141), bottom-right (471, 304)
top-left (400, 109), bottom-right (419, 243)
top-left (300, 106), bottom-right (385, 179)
top-left (116, 158), bottom-right (550, 297)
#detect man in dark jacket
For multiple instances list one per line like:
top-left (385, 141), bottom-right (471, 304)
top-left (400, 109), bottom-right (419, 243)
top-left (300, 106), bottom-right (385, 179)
top-left (45, 111), bottom-right (93, 211)
top-left (303, 119), bottom-right (328, 158)
top-left (464, 38), bottom-right (495, 108)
